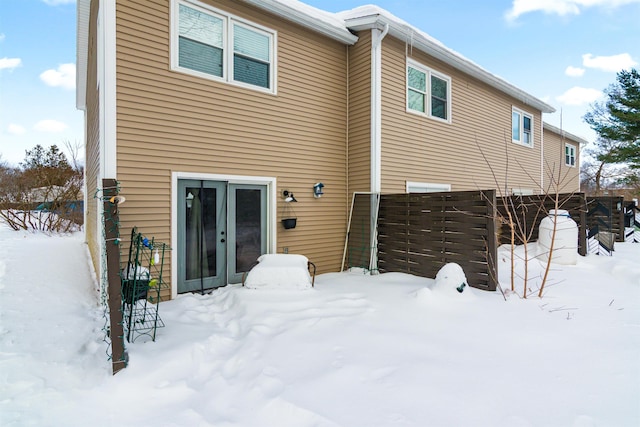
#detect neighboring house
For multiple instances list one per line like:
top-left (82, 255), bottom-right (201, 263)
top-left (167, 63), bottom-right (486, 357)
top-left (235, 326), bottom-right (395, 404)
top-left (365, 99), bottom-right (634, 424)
top-left (77, 0), bottom-right (580, 297)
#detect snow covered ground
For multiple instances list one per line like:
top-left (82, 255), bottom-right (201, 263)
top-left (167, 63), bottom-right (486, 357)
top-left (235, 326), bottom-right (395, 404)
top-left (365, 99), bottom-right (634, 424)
top-left (1, 222), bottom-right (639, 427)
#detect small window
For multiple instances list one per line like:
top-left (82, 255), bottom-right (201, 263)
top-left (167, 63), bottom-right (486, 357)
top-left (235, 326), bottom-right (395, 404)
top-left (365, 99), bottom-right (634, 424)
top-left (232, 23), bottom-right (272, 88)
top-left (512, 188), bottom-right (534, 196)
top-left (565, 143), bottom-right (576, 167)
top-left (407, 60), bottom-right (451, 122)
top-left (406, 181), bottom-right (451, 193)
top-left (172, 0), bottom-right (275, 93)
top-left (178, 4), bottom-right (224, 78)
top-left (512, 108), bottom-right (533, 147)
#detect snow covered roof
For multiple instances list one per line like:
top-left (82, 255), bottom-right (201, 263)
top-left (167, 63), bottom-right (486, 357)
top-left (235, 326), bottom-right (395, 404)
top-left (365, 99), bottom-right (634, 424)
top-left (337, 5), bottom-right (555, 114)
top-left (543, 122), bottom-right (590, 145)
top-left (76, 0), bottom-right (555, 114)
top-left (242, 0), bottom-right (358, 44)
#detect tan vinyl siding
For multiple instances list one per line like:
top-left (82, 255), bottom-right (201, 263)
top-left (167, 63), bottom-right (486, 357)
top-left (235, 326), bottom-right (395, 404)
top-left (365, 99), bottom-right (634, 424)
top-left (347, 31), bottom-right (372, 195)
top-left (114, 0), bottom-right (349, 294)
top-left (543, 127), bottom-right (581, 193)
top-left (380, 35), bottom-right (544, 195)
top-left (85, 0), bottom-right (101, 278)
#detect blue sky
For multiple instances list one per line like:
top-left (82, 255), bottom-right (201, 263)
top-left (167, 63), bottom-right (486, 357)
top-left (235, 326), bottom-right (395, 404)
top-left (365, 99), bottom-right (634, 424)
top-left (1, 0), bottom-right (639, 166)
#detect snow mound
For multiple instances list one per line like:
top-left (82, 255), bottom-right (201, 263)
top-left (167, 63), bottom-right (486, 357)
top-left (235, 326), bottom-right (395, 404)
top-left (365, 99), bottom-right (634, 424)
top-left (243, 254), bottom-right (313, 290)
top-left (434, 263), bottom-right (468, 293)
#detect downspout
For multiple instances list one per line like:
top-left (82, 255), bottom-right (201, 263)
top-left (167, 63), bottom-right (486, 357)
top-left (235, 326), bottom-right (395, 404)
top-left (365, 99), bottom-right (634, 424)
top-left (96, 0), bottom-right (117, 294)
top-left (369, 23), bottom-right (389, 274)
top-left (370, 23), bottom-right (389, 193)
top-left (346, 44), bottom-right (350, 218)
top-left (540, 117), bottom-right (544, 193)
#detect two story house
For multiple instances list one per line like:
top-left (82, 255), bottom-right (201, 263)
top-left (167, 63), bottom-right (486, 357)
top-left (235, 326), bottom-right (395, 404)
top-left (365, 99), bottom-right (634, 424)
top-left (77, 0), bottom-right (581, 297)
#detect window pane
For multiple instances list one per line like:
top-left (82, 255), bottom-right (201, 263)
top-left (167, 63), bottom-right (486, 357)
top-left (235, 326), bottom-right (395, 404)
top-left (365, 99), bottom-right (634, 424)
top-left (431, 97), bottom-right (446, 119)
top-left (179, 37), bottom-right (223, 76)
top-left (523, 115), bottom-right (531, 131)
top-left (179, 4), bottom-right (223, 48)
top-left (408, 89), bottom-right (425, 112)
top-left (178, 4), bottom-right (223, 76)
top-left (431, 76), bottom-right (447, 119)
top-left (512, 111), bottom-right (520, 141)
top-left (408, 67), bottom-right (426, 91)
top-left (431, 76), bottom-right (447, 99)
top-left (234, 25), bottom-right (270, 62)
top-left (234, 55), bottom-right (269, 88)
top-left (235, 189), bottom-right (262, 272)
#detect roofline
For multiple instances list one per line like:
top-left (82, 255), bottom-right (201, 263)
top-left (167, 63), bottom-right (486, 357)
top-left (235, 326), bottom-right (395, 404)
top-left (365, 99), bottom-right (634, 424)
top-left (76, 0), bottom-right (554, 116)
top-left (344, 13), bottom-right (556, 114)
top-left (76, 0), bottom-right (90, 111)
top-left (242, 0), bottom-right (359, 45)
top-left (543, 122), bottom-right (590, 145)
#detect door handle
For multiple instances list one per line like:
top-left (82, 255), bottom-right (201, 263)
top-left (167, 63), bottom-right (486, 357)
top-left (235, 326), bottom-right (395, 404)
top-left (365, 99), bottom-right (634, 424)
top-left (221, 239), bottom-right (226, 243)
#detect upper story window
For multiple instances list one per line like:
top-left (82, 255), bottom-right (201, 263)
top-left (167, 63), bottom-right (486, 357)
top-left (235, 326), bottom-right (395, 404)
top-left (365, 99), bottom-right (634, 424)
top-left (565, 143), bottom-right (577, 167)
top-left (512, 108), bottom-right (533, 147)
top-left (172, 0), bottom-right (276, 93)
top-left (407, 59), bottom-right (451, 122)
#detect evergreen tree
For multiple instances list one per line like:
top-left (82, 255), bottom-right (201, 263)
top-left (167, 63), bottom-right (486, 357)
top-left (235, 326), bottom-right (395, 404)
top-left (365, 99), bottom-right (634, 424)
top-left (584, 69), bottom-right (640, 170)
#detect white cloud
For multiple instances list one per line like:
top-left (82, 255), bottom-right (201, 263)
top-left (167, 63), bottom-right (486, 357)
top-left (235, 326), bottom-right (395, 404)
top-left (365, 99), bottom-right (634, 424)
top-left (42, 0), bottom-right (76, 5)
top-left (582, 53), bottom-right (638, 72)
top-left (505, 0), bottom-right (640, 22)
top-left (40, 63), bottom-right (76, 90)
top-left (34, 120), bottom-right (68, 133)
top-left (0, 57), bottom-right (22, 70)
top-left (565, 66), bottom-right (585, 77)
top-left (556, 86), bottom-right (603, 106)
top-left (7, 124), bottom-right (26, 135)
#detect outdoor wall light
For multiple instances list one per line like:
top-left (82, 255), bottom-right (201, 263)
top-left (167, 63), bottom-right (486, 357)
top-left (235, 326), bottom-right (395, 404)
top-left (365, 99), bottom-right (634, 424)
top-left (313, 182), bottom-right (324, 198)
top-left (283, 190), bottom-right (297, 203)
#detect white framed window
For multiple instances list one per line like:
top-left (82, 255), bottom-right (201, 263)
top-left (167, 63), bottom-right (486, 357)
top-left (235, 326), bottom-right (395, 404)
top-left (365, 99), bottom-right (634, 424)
top-left (172, 0), bottom-right (276, 93)
top-left (407, 59), bottom-right (451, 123)
top-left (565, 143), bottom-right (576, 167)
top-left (406, 181), bottom-right (451, 193)
top-left (512, 108), bottom-right (533, 147)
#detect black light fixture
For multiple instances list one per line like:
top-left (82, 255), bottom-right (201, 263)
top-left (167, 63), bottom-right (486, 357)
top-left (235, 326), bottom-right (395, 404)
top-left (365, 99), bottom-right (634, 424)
top-left (283, 190), bottom-right (297, 202)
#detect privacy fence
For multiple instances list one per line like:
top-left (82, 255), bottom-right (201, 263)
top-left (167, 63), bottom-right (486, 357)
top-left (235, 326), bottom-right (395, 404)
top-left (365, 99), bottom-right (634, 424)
top-left (496, 193), bottom-right (588, 256)
top-left (377, 190), bottom-right (498, 291)
top-left (585, 196), bottom-right (625, 242)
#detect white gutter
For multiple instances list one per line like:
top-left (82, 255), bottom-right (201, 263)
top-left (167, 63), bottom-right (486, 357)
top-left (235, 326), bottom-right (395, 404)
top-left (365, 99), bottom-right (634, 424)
top-left (242, 0), bottom-right (358, 45)
top-left (370, 23), bottom-right (389, 193)
top-left (76, 0), bottom-right (90, 111)
top-left (543, 122), bottom-right (590, 146)
top-left (343, 12), bottom-right (555, 114)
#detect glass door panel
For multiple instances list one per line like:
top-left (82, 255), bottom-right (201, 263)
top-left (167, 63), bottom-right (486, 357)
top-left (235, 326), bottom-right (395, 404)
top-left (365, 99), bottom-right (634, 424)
top-left (178, 180), bottom-right (226, 293)
top-left (228, 184), bottom-right (267, 283)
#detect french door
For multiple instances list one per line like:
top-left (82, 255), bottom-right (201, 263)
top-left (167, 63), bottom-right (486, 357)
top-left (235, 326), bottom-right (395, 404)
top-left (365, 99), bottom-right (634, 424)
top-left (177, 180), bottom-right (267, 293)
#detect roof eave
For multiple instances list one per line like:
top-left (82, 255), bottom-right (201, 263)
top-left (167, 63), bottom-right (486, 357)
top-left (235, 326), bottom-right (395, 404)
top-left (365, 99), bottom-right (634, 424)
top-left (345, 14), bottom-right (556, 114)
top-left (543, 122), bottom-right (590, 145)
top-left (76, 0), bottom-right (90, 111)
top-left (242, 0), bottom-right (358, 45)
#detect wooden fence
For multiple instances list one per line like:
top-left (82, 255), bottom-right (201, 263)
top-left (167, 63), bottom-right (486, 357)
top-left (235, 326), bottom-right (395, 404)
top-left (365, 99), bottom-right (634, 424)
top-left (377, 190), bottom-right (498, 291)
top-left (586, 196), bottom-right (625, 242)
top-left (496, 193), bottom-right (587, 256)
